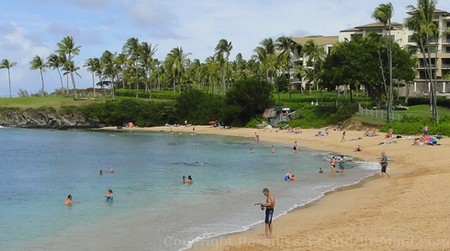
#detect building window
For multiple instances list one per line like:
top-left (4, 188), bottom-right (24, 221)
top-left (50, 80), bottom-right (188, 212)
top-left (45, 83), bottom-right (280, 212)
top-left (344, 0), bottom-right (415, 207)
top-left (350, 34), bottom-right (362, 40)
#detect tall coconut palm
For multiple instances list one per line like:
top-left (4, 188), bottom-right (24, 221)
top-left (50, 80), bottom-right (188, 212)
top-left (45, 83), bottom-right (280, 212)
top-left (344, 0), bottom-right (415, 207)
top-left (303, 40), bottom-right (326, 94)
top-left (62, 60), bottom-right (81, 98)
top-left (373, 2), bottom-right (394, 122)
top-left (276, 36), bottom-right (299, 99)
top-left (405, 0), bottom-right (439, 123)
top-left (139, 41), bottom-right (158, 96)
top-left (254, 38), bottom-right (277, 85)
top-left (84, 57), bottom-right (100, 97)
top-left (101, 50), bottom-right (118, 99)
top-left (0, 59), bottom-right (17, 98)
top-left (29, 55), bottom-right (48, 96)
top-left (214, 39), bottom-right (233, 92)
top-left (123, 38), bottom-right (140, 72)
top-left (57, 36), bottom-right (81, 98)
top-left (47, 53), bottom-right (65, 94)
top-left (165, 47), bottom-right (191, 93)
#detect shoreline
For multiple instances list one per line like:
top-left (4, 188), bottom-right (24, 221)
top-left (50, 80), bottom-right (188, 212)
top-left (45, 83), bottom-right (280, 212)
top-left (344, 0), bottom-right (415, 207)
top-left (100, 125), bottom-right (450, 250)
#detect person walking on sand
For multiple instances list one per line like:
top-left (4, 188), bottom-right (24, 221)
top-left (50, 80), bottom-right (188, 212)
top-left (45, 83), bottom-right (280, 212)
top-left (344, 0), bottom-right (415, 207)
top-left (380, 152), bottom-right (390, 178)
top-left (341, 131), bottom-right (346, 142)
top-left (258, 188), bottom-right (275, 237)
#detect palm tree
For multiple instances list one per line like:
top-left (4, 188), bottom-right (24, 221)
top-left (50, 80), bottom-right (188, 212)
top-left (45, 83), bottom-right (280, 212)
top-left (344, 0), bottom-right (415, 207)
top-left (373, 2), bottom-right (394, 122)
top-left (0, 59), bottom-right (17, 98)
top-left (62, 60), bottom-right (81, 98)
top-left (29, 55), bottom-right (48, 96)
top-left (47, 53), bottom-right (65, 94)
top-left (215, 39), bottom-right (233, 92)
top-left (57, 36), bottom-right (81, 98)
top-left (165, 47), bottom-right (191, 93)
top-left (139, 41), bottom-right (158, 97)
top-left (405, 0), bottom-right (439, 123)
top-left (101, 50), bottom-right (118, 99)
top-left (84, 57), bottom-right (100, 97)
top-left (276, 36), bottom-right (299, 99)
top-left (303, 40), bottom-right (326, 94)
top-left (254, 38), bottom-right (277, 85)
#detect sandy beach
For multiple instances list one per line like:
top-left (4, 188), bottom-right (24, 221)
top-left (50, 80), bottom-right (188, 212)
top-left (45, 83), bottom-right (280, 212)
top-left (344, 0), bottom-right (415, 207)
top-left (103, 125), bottom-right (450, 250)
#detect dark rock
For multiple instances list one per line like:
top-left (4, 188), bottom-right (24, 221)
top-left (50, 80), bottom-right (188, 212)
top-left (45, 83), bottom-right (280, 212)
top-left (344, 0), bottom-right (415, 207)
top-left (0, 108), bottom-right (95, 129)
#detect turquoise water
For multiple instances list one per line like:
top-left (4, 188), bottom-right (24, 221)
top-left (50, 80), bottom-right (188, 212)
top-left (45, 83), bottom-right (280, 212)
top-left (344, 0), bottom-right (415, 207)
top-left (0, 128), bottom-right (378, 251)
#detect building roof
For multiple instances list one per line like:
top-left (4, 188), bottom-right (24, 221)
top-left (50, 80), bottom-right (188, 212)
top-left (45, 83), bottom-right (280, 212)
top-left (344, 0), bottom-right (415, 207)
top-left (407, 8), bottom-right (449, 15)
top-left (291, 36), bottom-right (339, 46)
top-left (355, 21), bottom-right (402, 29)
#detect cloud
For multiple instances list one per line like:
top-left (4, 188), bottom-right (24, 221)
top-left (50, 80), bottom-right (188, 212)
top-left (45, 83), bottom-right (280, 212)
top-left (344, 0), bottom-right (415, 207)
top-left (126, 0), bottom-right (180, 39)
top-left (62, 0), bottom-right (110, 10)
top-left (46, 22), bottom-right (81, 38)
top-left (0, 22), bottom-right (54, 95)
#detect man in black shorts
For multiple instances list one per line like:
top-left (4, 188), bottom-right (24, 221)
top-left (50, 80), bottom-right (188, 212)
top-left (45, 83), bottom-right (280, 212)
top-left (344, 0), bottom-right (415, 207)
top-left (380, 151), bottom-right (390, 178)
top-left (260, 188), bottom-right (275, 237)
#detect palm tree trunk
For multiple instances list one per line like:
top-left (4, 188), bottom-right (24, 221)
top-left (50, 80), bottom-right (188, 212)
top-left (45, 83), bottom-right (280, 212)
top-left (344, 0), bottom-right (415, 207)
top-left (388, 26), bottom-right (393, 123)
top-left (70, 72), bottom-right (78, 99)
top-left (66, 75), bottom-right (70, 96)
top-left (91, 73), bottom-right (96, 97)
top-left (39, 69), bottom-right (45, 96)
top-left (57, 68), bottom-right (64, 92)
top-left (7, 69), bottom-right (12, 98)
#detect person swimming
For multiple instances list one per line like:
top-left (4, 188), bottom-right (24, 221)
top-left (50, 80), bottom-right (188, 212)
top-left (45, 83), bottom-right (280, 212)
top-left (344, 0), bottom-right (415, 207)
top-left (64, 195), bottom-right (73, 206)
top-left (284, 170), bottom-right (292, 181)
top-left (105, 189), bottom-right (113, 202)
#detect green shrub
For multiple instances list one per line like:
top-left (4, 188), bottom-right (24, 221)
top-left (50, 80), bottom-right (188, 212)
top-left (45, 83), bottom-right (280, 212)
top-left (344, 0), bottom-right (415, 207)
top-left (246, 117), bottom-right (267, 128)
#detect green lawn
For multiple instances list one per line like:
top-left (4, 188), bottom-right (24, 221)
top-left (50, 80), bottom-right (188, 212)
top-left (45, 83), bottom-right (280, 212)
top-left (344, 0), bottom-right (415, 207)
top-left (0, 96), bottom-right (100, 110)
top-left (355, 105), bottom-right (450, 125)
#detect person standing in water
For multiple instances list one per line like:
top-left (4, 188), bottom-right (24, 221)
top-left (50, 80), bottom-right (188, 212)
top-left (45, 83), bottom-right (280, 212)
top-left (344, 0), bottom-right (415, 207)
top-left (105, 189), bottom-right (113, 202)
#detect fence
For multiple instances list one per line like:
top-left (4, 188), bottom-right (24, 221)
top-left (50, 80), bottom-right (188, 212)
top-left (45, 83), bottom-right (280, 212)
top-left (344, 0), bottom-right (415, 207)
top-left (357, 104), bottom-right (402, 121)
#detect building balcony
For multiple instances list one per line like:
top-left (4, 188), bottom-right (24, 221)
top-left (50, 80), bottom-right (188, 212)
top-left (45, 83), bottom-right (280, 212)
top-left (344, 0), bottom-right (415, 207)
top-left (417, 64), bottom-right (436, 69)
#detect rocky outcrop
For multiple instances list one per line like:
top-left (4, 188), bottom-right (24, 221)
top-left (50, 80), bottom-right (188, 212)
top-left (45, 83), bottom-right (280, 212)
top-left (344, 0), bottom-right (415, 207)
top-left (0, 108), bottom-right (95, 129)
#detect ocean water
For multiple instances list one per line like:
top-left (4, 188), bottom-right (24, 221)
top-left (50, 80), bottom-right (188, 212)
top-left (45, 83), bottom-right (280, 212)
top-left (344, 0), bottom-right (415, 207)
top-left (0, 128), bottom-right (379, 251)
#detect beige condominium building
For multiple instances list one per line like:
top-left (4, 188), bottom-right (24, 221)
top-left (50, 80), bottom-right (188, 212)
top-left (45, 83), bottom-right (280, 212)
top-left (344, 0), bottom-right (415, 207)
top-left (290, 35), bottom-right (338, 90)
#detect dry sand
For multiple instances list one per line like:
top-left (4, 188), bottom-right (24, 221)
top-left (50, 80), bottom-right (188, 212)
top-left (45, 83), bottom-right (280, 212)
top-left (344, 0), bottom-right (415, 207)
top-left (103, 125), bottom-right (450, 250)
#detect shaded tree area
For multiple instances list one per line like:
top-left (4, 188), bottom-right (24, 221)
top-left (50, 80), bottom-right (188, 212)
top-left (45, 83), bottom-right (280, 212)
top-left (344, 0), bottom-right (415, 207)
top-left (322, 34), bottom-right (415, 109)
top-left (81, 98), bottom-right (167, 127)
top-left (81, 79), bottom-right (273, 127)
top-left (223, 79), bottom-right (273, 126)
top-left (171, 89), bottom-right (225, 125)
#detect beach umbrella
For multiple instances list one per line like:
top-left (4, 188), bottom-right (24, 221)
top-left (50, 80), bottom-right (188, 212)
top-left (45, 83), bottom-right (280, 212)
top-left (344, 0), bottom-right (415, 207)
top-left (208, 120), bottom-right (217, 125)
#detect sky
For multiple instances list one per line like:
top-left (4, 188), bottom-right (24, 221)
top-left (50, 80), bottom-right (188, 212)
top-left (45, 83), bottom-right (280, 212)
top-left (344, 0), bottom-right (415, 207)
top-left (1, 0), bottom-right (450, 97)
